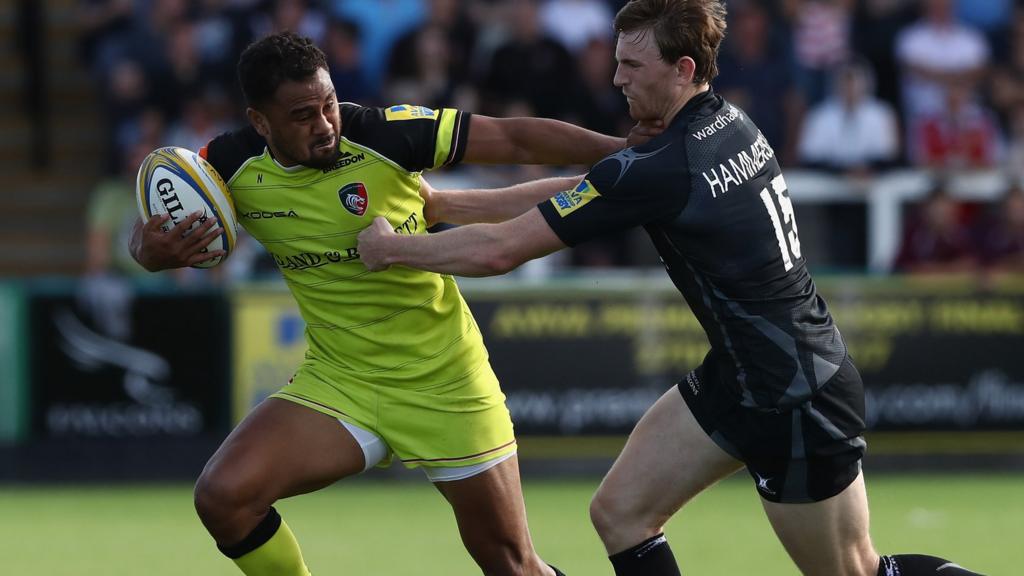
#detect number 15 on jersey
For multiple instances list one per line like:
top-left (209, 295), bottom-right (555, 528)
top-left (759, 174), bottom-right (802, 271)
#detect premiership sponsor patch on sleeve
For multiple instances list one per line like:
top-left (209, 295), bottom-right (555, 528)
top-left (384, 105), bottom-right (438, 121)
top-left (550, 179), bottom-right (601, 217)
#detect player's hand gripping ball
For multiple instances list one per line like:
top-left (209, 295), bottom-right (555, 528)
top-left (136, 146), bottom-right (238, 268)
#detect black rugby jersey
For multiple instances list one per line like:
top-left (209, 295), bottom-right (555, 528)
top-left (538, 89), bottom-right (846, 410)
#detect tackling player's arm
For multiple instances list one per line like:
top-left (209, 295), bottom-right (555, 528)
top-left (423, 175), bottom-right (583, 225)
top-left (128, 212), bottom-right (225, 271)
top-left (367, 139), bottom-right (684, 275)
top-left (358, 208), bottom-right (562, 277)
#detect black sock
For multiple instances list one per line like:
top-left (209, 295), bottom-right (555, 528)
top-left (216, 506), bottom-right (282, 559)
top-left (878, 554), bottom-right (985, 576)
top-left (548, 564), bottom-right (566, 576)
top-left (608, 533), bottom-right (681, 576)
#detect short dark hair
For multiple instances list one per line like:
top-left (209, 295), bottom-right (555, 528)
top-left (613, 0), bottom-right (727, 84)
top-left (237, 31), bottom-right (328, 108)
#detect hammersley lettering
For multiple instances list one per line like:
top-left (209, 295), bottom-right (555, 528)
top-left (700, 132), bottom-right (775, 199)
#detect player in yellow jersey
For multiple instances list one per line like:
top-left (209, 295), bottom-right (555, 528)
top-left (129, 32), bottom-right (652, 576)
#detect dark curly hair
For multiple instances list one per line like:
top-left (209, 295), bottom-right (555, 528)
top-left (237, 31), bottom-right (328, 108)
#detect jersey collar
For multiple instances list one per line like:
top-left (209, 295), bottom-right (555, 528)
top-left (670, 88), bottom-right (722, 129)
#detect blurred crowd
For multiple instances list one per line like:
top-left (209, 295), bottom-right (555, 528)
top-left (75, 0), bottom-right (1024, 281)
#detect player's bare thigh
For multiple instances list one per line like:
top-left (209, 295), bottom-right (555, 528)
top-left (760, 470), bottom-right (878, 576)
top-left (195, 397), bottom-right (367, 543)
top-left (433, 455), bottom-right (552, 576)
top-left (591, 386), bottom-right (744, 554)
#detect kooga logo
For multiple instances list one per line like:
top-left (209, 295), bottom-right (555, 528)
top-left (241, 210), bottom-right (298, 219)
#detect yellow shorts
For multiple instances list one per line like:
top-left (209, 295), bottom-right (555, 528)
top-left (272, 358), bottom-right (516, 469)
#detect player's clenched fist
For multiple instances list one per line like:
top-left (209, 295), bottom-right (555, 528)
top-left (357, 216), bottom-right (397, 271)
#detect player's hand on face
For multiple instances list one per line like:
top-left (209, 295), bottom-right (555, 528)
top-left (357, 216), bottom-right (397, 272)
top-left (136, 211), bottom-right (225, 271)
top-left (626, 119), bottom-right (665, 148)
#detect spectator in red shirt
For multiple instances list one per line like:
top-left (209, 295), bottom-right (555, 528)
top-left (912, 82), bottom-right (1003, 168)
top-left (894, 183), bottom-right (978, 273)
top-left (979, 186), bottom-right (1024, 273)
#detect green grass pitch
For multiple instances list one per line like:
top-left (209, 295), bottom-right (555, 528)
top-left (1, 474), bottom-right (1019, 575)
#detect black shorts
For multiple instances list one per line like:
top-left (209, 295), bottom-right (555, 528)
top-left (677, 356), bottom-right (866, 503)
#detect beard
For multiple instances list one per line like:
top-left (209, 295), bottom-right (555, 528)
top-left (302, 134), bottom-right (342, 170)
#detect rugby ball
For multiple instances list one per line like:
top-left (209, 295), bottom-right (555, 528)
top-left (136, 146), bottom-right (238, 268)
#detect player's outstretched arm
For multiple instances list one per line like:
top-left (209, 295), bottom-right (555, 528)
top-left (129, 212), bottom-right (225, 271)
top-left (460, 116), bottom-right (664, 167)
top-left (424, 174), bottom-right (583, 226)
top-left (462, 115), bottom-right (625, 166)
top-left (358, 208), bottom-right (563, 277)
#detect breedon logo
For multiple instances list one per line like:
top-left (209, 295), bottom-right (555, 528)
top-left (338, 183), bottom-right (368, 216)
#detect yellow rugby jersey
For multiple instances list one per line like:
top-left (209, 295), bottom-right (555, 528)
top-left (202, 104), bottom-right (487, 387)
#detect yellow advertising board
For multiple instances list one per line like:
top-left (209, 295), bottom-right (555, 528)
top-left (231, 290), bottom-right (306, 424)
top-left (231, 277), bottom-right (1024, 433)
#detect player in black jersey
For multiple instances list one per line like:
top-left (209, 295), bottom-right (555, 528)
top-left (357, 1), bottom-right (985, 575)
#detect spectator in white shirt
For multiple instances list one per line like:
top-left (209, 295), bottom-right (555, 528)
top-left (539, 0), bottom-right (613, 53)
top-left (895, 0), bottom-right (989, 123)
top-left (798, 59), bottom-right (899, 175)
